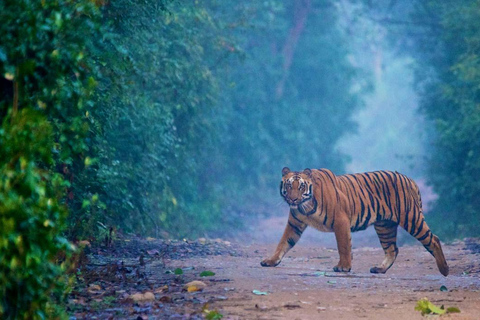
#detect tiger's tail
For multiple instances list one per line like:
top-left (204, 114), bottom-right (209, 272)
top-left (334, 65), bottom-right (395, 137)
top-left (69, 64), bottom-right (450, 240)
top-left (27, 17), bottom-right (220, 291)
top-left (406, 179), bottom-right (449, 276)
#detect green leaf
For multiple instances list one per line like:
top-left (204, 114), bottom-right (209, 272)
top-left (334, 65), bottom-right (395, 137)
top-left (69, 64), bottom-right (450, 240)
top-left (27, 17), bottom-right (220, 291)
top-left (200, 270), bottom-right (215, 277)
top-left (446, 307), bottom-right (460, 313)
top-left (0, 47), bottom-right (6, 61)
top-left (205, 310), bottom-right (223, 320)
top-left (174, 268), bottom-right (183, 275)
top-left (415, 298), bottom-right (446, 315)
top-left (252, 290), bottom-right (268, 295)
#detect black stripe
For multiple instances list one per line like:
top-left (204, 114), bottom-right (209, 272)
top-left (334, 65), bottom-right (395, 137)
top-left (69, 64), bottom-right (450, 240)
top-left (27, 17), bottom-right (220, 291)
top-left (330, 208), bottom-right (336, 228)
top-left (323, 170), bottom-right (340, 202)
top-left (384, 172), bottom-right (395, 220)
top-left (373, 172), bottom-right (393, 219)
top-left (417, 229), bottom-right (431, 241)
top-left (323, 201), bottom-right (329, 225)
top-left (290, 209), bottom-right (303, 223)
top-left (365, 172), bottom-right (382, 198)
top-left (412, 219), bottom-right (425, 237)
top-left (288, 221), bottom-right (304, 236)
top-left (353, 199), bottom-right (365, 231)
top-left (287, 237), bottom-right (296, 248)
top-left (398, 174), bottom-right (409, 219)
top-left (410, 204), bottom-right (417, 234)
top-left (358, 205), bottom-right (371, 231)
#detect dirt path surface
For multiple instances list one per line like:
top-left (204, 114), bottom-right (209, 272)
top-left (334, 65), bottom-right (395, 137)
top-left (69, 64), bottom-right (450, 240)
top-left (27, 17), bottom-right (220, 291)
top-left (70, 236), bottom-right (480, 320)
top-left (193, 241), bottom-right (480, 320)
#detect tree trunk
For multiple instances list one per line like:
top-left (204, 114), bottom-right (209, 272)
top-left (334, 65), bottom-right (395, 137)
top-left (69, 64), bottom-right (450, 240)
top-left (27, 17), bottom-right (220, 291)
top-left (276, 0), bottom-right (312, 100)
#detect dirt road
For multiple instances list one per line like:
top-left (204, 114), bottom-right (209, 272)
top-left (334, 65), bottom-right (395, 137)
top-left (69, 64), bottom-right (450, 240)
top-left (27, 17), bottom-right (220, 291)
top-left (171, 240), bottom-right (480, 320)
top-left (71, 233), bottom-right (480, 319)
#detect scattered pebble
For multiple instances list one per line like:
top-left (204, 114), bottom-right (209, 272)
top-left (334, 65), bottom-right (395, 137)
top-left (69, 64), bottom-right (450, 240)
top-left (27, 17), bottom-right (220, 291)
top-left (129, 292), bottom-right (155, 302)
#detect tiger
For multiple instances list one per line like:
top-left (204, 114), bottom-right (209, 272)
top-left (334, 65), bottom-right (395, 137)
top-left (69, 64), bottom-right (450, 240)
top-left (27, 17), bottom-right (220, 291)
top-left (260, 167), bottom-right (449, 276)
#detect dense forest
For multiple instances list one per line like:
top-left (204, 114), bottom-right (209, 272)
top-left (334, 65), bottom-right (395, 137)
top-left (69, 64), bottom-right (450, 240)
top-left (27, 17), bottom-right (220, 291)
top-left (1, 0), bottom-right (479, 318)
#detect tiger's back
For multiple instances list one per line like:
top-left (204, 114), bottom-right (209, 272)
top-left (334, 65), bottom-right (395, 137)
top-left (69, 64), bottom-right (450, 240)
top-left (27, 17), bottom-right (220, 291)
top-left (337, 170), bottom-right (424, 233)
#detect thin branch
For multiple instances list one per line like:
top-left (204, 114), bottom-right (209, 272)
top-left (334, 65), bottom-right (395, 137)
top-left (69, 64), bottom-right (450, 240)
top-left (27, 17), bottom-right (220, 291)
top-left (12, 69), bottom-right (18, 119)
top-left (369, 17), bottom-right (440, 28)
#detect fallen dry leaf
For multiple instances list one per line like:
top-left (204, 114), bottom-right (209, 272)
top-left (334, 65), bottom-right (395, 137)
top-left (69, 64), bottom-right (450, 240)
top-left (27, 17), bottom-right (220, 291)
top-left (87, 284), bottom-right (102, 294)
top-left (183, 280), bottom-right (207, 292)
top-left (154, 285), bottom-right (168, 293)
top-left (88, 284), bottom-right (101, 291)
top-left (129, 292), bottom-right (155, 302)
top-left (78, 240), bottom-right (91, 248)
top-left (159, 295), bottom-right (172, 303)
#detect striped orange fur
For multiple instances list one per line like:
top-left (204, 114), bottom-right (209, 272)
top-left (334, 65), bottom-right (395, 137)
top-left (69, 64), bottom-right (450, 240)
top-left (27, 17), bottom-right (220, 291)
top-left (260, 167), bottom-right (449, 276)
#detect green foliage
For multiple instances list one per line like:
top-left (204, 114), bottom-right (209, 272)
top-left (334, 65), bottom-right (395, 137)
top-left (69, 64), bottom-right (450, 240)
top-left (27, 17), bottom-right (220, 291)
top-left (415, 298), bottom-right (460, 316)
top-left (361, 0), bottom-right (480, 239)
top-left (204, 310), bottom-right (224, 320)
top-left (174, 268), bottom-right (183, 275)
top-left (199, 270), bottom-right (215, 277)
top-left (408, 1), bottom-right (480, 238)
top-left (0, 0), bottom-right (100, 318)
top-left (67, 0), bottom-right (362, 239)
top-left (0, 110), bottom-right (72, 320)
top-left (214, 1), bottom-right (360, 192)
top-left (75, 0), bottom-right (230, 238)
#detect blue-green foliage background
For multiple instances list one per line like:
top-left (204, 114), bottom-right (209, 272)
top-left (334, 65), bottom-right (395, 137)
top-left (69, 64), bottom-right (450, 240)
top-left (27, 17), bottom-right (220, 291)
top-left (411, 1), bottom-right (480, 238)
top-left (70, 0), bottom-right (363, 239)
top-left (359, 0), bottom-right (480, 238)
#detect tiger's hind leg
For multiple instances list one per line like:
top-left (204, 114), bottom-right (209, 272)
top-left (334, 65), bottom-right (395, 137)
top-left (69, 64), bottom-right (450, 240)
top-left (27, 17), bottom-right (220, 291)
top-left (370, 221), bottom-right (399, 274)
top-left (404, 216), bottom-right (449, 276)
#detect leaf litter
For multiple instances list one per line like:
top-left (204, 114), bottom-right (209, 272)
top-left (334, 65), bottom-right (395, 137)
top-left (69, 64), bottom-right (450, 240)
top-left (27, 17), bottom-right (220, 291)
top-left (68, 236), bottom-right (238, 319)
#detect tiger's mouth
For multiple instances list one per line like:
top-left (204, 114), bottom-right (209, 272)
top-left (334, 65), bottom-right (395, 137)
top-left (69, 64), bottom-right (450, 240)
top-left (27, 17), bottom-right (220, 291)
top-left (285, 195), bottom-right (316, 215)
top-left (285, 195), bottom-right (312, 207)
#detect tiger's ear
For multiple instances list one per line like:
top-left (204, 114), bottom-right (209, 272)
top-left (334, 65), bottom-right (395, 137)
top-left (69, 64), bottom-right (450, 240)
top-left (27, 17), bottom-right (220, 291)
top-left (282, 167), bottom-right (291, 177)
top-left (303, 168), bottom-right (312, 177)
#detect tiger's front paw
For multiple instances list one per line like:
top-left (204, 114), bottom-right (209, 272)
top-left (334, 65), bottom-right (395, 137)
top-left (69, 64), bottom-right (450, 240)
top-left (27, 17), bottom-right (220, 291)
top-left (260, 258), bottom-right (281, 267)
top-left (333, 264), bottom-right (351, 272)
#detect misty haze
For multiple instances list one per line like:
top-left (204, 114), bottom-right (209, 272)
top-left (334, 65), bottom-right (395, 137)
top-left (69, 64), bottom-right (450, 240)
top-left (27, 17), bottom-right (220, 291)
top-left (1, 0), bottom-right (479, 319)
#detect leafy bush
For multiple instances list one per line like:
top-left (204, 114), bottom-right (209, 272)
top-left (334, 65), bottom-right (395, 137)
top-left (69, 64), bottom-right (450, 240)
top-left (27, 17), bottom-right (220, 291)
top-left (0, 0), bottom-right (100, 317)
top-left (0, 109), bottom-right (73, 319)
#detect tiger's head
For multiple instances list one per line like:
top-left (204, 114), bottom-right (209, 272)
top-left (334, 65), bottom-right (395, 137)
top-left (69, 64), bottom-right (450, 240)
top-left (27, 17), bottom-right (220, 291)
top-left (280, 167), bottom-right (314, 208)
